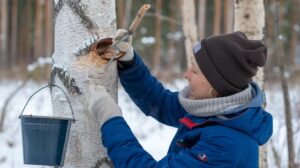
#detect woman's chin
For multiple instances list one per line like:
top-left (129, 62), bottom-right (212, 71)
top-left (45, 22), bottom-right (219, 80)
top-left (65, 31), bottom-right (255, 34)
top-left (188, 95), bottom-right (195, 100)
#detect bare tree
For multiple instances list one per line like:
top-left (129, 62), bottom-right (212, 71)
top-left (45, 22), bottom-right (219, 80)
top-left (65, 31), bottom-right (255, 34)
top-left (22, 0), bottom-right (34, 69)
top-left (224, 0), bottom-right (234, 33)
top-left (0, 81), bottom-right (28, 132)
top-left (123, 0), bottom-right (132, 28)
top-left (9, 0), bottom-right (18, 71)
top-left (289, 0), bottom-right (299, 66)
top-left (270, 140), bottom-right (281, 168)
top-left (153, 0), bottom-right (162, 75)
top-left (44, 0), bottom-right (54, 57)
top-left (213, 0), bottom-right (221, 35)
top-left (117, 0), bottom-right (125, 28)
top-left (34, 0), bottom-right (44, 60)
top-left (0, 0), bottom-right (8, 71)
top-left (51, 0), bottom-right (117, 167)
top-left (165, 0), bottom-right (179, 79)
top-left (180, 0), bottom-right (198, 69)
top-left (198, 0), bottom-right (206, 39)
top-left (276, 0), bottom-right (296, 167)
top-left (234, 0), bottom-right (267, 167)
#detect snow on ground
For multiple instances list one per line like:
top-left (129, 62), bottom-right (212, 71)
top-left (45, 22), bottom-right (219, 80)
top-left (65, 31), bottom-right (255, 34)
top-left (0, 79), bottom-right (299, 167)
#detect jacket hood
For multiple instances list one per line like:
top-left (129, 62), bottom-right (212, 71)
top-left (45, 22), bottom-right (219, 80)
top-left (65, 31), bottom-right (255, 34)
top-left (215, 83), bottom-right (273, 145)
top-left (186, 83), bottom-right (273, 145)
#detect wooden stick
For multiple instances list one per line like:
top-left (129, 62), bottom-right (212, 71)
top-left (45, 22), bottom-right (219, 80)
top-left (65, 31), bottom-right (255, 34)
top-left (128, 4), bottom-right (151, 34)
top-left (96, 4), bottom-right (151, 66)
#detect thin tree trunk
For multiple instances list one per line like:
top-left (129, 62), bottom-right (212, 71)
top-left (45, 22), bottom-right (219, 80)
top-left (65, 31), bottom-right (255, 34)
top-left (44, 0), bottom-right (54, 80)
top-left (117, 0), bottom-right (125, 28)
top-left (153, 0), bottom-right (162, 75)
top-left (165, 0), bottom-right (178, 80)
top-left (51, 0), bottom-right (117, 167)
top-left (234, 0), bottom-right (267, 167)
top-left (34, 0), bottom-right (44, 60)
top-left (9, 0), bottom-right (18, 71)
top-left (276, 0), bottom-right (295, 167)
top-left (213, 0), bottom-right (221, 35)
top-left (0, 81), bottom-right (28, 132)
top-left (270, 140), bottom-right (281, 168)
top-left (45, 0), bottom-right (54, 57)
top-left (198, 0), bottom-right (206, 39)
top-left (279, 53), bottom-right (295, 168)
top-left (124, 0), bottom-right (132, 28)
top-left (289, 0), bottom-right (299, 66)
top-left (23, 0), bottom-right (33, 68)
top-left (0, 0), bottom-right (8, 70)
top-left (224, 0), bottom-right (234, 33)
top-left (180, 0), bottom-right (198, 69)
top-left (17, 0), bottom-right (26, 70)
top-left (264, 0), bottom-right (275, 68)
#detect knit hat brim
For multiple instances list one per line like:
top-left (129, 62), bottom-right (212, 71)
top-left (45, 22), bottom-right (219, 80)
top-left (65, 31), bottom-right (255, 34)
top-left (194, 41), bottom-right (243, 96)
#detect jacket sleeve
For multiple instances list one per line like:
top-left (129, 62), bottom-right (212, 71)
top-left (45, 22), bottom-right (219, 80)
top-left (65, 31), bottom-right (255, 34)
top-left (118, 52), bottom-right (186, 127)
top-left (102, 117), bottom-right (241, 168)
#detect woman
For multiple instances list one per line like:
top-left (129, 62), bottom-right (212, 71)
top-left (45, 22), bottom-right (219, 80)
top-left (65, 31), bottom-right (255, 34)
top-left (86, 30), bottom-right (273, 168)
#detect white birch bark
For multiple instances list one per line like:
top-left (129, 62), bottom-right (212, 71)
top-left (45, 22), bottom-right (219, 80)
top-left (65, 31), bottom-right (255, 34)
top-left (234, 0), bottom-right (267, 167)
top-left (51, 0), bottom-right (116, 167)
top-left (198, 0), bottom-right (206, 40)
top-left (180, 0), bottom-right (198, 69)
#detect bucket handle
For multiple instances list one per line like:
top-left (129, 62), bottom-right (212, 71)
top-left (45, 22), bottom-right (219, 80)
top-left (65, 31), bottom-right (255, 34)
top-left (19, 84), bottom-right (76, 122)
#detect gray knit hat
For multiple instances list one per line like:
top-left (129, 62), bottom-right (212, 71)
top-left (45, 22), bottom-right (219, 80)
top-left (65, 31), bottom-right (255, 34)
top-left (193, 31), bottom-right (267, 96)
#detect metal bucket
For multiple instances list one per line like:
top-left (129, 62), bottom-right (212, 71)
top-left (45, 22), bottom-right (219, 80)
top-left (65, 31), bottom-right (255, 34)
top-left (19, 84), bottom-right (75, 166)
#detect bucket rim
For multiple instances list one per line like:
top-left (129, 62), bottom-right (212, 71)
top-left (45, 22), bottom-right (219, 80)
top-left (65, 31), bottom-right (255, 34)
top-left (20, 84), bottom-right (76, 122)
top-left (19, 115), bottom-right (74, 121)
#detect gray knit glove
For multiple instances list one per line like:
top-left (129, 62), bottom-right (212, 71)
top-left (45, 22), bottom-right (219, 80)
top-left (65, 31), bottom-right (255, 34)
top-left (113, 29), bottom-right (134, 61)
top-left (86, 84), bottom-right (122, 127)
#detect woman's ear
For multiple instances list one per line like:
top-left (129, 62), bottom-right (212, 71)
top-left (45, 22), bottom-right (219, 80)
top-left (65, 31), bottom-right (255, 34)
top-left (209, 88), bottom-right (219, 98)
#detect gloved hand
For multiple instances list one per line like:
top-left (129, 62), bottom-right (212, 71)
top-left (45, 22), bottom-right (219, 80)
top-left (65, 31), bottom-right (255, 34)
top-left (86, 84), bottom-right (122, 127)
top-left (113, 29), bottom-right (134, 61)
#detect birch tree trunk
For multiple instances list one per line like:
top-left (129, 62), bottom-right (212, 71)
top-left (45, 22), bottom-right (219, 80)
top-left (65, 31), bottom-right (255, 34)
top-left (198, 0), bottom-right (206, 40)
top-left (51, 0), bottom-right (117, 167)
top-left (0, 0), bottom-right (8, 70)
top-left (153, 0), bottom-right (162, 75)
top-left (180, 0), bottom-right (198, 69)
top-left (224, 0), bottom-right (234, 33)
top-left (234, 0), bottom-right (267, 167)
top-left (213, 0), bottom-right (221, 35)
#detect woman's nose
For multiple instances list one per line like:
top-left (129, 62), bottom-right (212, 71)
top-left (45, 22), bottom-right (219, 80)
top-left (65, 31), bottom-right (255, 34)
top-left (184, 69), bottom-right (191, 80)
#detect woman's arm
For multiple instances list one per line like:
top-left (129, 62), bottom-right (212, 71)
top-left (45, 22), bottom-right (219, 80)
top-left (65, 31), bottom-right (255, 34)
top-left (101, 117), bottom-right (241, 168)
top-left (118, 52), bottom-right (186, 127)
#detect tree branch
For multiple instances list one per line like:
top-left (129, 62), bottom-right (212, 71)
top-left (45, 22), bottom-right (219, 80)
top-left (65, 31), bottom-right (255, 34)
top-left (0, 81), bottom-right (28, 132)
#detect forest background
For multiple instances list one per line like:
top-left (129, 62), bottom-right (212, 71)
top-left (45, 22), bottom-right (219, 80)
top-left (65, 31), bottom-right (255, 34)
top-left (0, 0), bottom-right (300, 168)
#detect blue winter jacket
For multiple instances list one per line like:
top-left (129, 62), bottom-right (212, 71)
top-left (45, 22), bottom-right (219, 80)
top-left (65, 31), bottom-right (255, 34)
top-left (101, 52), bottom-right (273, 168)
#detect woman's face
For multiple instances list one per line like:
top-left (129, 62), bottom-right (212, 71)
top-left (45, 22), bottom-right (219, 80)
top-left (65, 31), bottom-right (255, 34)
top-left (184, 62), bottom-right (213, 100)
